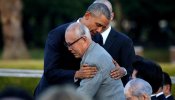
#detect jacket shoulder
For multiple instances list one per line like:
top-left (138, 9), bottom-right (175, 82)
top-left (111, 28), bottom-right (133, 43)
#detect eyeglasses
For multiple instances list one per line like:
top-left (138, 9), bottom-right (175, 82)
top-left (64, 37), bottom-right (83, 47)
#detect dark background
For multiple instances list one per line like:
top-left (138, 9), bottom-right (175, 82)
top-left (0, 0), bottom-right (175, 49)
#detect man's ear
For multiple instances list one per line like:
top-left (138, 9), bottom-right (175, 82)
top-left (142, 93), bottom-right (149, 100)
top-left (111, 12), bottom-right (114, 21)
top-left (84, 11), bottom-right (91, 20)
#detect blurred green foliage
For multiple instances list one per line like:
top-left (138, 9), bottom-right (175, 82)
top-left (0, 48), bottom-right (175, 97)
top-left (0, 0), bottom-right (175, 97)
top-left (119, 0), bottom-right (175, 19)
top-left (0, 76), bottom-right (174, 97)
top-left (119, 0), bottom-right (175, 47)
top-left (22, 0), bottom-right (91, 48)
top-left (0, 0), bottom-right (174, 49)
top-left (0, 77), bottom-right (40, 95)
top-left (29, 49), bottom-right (44, 59)
top-left (0, 63), bottom-right (174, 97)
top-left (0, 60), bottom-right (43, 69)
top-left (144, 48), bottom-right (169, 62)
top-left (161, 63), bottom-right (175, 76)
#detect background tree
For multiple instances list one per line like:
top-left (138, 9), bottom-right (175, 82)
top-left (119, 0), bottom-right (175, 47)
top-left (1, 0), bottom-right (175, 50)
top-left (22, 0), bottom-right (91, 48)
top-left (0, 0), bottom-right (30, 59)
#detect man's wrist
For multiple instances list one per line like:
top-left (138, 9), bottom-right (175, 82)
top-left (74, 71), bottom-right (79, 82)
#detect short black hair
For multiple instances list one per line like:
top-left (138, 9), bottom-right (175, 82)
top-left (87, 3), bottom-right (111, 20)
top-left (163, 72), bottom-right (172, 89)
top-left (133, 57), bottom-right (163, 93)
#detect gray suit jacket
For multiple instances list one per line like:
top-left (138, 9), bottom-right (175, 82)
top-left (77, 41), bottom-right (125, 100)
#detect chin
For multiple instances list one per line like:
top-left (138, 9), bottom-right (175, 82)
top-left (75, 56), bottom-right (80, 58)
top-left (74, 54), bottom-right (80, 58)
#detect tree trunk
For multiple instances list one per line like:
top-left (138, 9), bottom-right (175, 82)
top-left (0, 0), bottom-right (30, 59)
top-left (113, 0), bottom-right (123, 31)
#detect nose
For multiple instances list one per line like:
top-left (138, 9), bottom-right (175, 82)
top-left (96, 27), bottom-right (103, 33)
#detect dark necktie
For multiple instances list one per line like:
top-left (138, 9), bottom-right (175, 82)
top-left (92, 34), bottom-right (103, 46)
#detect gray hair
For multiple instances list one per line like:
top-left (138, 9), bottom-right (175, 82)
top-left (93, 0), bottom-right (113, 14)
top-left (124, 78), bottom-right (152, 97)
top-left (37, 85), bottom-right (91, 100)
top-left (87, 3), bottom-right (111, 20)
top-left (66, 22), bottom-right (92, 40)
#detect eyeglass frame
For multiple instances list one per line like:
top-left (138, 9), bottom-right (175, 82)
top-left (64, 37), bottom-right (83, 47)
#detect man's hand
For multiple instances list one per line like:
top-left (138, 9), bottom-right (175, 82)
top-left (110, 60), bottom-right (126, 79)
top-left (75, 64), bottom-right (97, 79)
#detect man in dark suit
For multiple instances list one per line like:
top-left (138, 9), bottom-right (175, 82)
top-left (34, 3), bottom-right (117, 97)
top-left (103, 27), bottom-right (135, 85)
top-left (163, 72), bottom-right (174, 100)
top-left (132, 55), bottom-right (166, 100)
top-left (94, 0), bottom-right (135, 85)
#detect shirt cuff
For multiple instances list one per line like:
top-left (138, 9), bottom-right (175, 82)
top-left (74, 77), bottom-right (78, 82)
top-left (122, 67), bottom-right (127, 76)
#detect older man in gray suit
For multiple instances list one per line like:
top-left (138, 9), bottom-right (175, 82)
top-left (65, 22), bottom-right (125, 100)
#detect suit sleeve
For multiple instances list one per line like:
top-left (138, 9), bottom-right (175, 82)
top-left (120, 38), bottom-right (135, 84)
top-left (77, 55), bottom-right (110, 98)
top-left (77, 70), bottom-right (103, 98)
top-left (43, 27), bottom-right (78, 84)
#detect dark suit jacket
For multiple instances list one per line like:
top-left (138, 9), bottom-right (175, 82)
top-left (151, 94), bottom-right (167, 100)
top-left (166, 95), bottom-right (174, 100)
top-left (34, 22), bottom-right (81, 97)
top-left (151, 95), bottom-right (158, 100)
top-left (156, 94), bottom-right (167, 100)
top-left (103, 28), bottom-right (135, 85)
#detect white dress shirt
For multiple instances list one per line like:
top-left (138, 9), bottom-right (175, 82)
top-left (101, 26), bottom-right (111, 45)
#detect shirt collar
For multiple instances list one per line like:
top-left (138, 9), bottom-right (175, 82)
top-left (77, 18), bottom-right (80, 23)
top-left (156, 92), bottom-right (164, 97)
top-left (151, 94), bottom-right (156, 97)
top-left (101, 26), bottom-right (111, 44)
top-left (166, 94), bottom-right (172, 98)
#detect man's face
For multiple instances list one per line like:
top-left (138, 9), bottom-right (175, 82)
top-left (65, 33), bottom-right (85, 58)
top-left (163, 84), bottom-right (170, 96)
top-left (84, 12), bottom-right (110, 35)
top-left (125, 89), bottom-right (140, 100)
top-left (132, 69), bottom-right (138, 79)
top-left (125, 90), bottom-right (148, 100)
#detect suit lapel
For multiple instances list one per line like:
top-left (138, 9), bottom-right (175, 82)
top-left (103, 28), bottom-right (116, 50)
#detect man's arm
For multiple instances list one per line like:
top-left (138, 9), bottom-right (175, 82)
top-left (44, 27), bottom-right (97, 84)
top-left (43, 24), bottom-right (82, 84)
top-left (118, 38), bottom-right (135, 85)
top-left (110, 37), bottom-right (135, 85)
top-left (110, 60), bottom-right (127, 79)
top-left (75, 64), bottom-right (97, 79)
top-left (77, 64), bottom-right (103, 98)
top-left (120, 38), bottom-right (135, 77)
top-left (44, 30), bottom-right (78, 84)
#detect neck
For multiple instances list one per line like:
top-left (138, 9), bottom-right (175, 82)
top-left (81, 41), bottom-right (92, 58)
top-left (79, 17), bottom-right (86, 26)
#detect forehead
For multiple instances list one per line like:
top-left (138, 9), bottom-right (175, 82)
top-left (93, 14), bottom-right (109, 26)
top-left (65, 31), bottom-right (77, 41)
top-left (125, 91), bottom-right (137, 100)
top-left (125, 90), bottom-right (132, 98)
